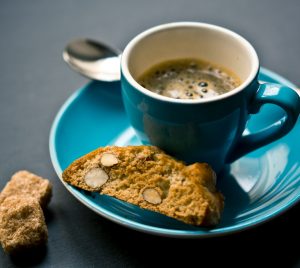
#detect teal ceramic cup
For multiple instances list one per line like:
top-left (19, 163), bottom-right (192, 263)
top-left (121, 22), bottom-right (300, 173)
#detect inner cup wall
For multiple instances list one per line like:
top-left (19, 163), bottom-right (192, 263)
top-left (127, 26), bottom-right (254, 83)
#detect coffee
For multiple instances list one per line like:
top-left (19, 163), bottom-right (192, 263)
top-left (137, 58), bottom-right (241, 100)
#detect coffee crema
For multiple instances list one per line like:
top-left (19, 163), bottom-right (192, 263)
top-left (137, 58), bottom-right (241, 100)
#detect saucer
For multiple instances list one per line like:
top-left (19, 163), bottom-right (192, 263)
top-left (49, 67), bottom-right (300, 238)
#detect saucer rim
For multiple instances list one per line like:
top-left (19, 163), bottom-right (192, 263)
top-left (49, 67), bottom-right (299, 238)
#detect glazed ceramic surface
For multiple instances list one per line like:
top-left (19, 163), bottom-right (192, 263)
top-left (121, 22), bottom-right (300, 172)
top-left (50, 67), bottom-right (300, 237)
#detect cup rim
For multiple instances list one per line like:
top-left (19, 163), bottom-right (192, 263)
top-left (121, 22), bottom-right (259, 104)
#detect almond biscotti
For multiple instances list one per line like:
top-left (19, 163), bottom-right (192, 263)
top-left (62, 146), bottom-right (224, 226)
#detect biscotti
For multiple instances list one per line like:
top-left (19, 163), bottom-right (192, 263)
top-left (0, 196), bottom-right (48, 254)
top-left (0, 170), bottom-right (52, 208)
top-left (63, 145), bottom-right (224, 226)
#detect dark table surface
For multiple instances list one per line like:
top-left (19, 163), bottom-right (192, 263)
top-left (1, 0), bottom-right (300, 267)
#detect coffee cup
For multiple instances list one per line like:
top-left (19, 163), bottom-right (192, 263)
top-left (120, 22), bottom-right (300, 173)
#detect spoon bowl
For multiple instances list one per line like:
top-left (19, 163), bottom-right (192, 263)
top-left (63, 38), bottom-right (121, 81)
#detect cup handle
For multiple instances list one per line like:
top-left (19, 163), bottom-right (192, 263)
top-left (227, 83), bottom-right (300, 163)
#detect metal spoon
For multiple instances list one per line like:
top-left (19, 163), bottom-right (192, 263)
top-left (63, 38), bottom-right (121, 81)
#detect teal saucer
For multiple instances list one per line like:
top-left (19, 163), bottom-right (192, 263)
top-left (49, 67), bottom-right (300, 238)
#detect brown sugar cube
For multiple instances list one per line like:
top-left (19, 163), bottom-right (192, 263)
top-left (0, 196), bottom-right (48, 254)
top-left (0, 170), bottom-right (52, 208)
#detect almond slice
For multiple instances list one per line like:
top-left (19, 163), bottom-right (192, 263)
top-left (84, 168), bottom-right (108, 188)
top-left (142, 188), bottom-right (162, 205)
top-left (100, 153), bottom-right (119, 167)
